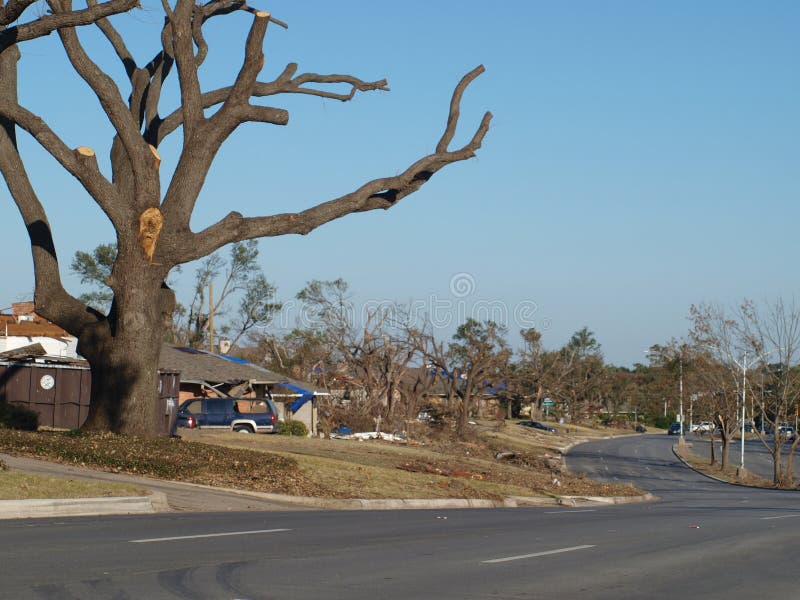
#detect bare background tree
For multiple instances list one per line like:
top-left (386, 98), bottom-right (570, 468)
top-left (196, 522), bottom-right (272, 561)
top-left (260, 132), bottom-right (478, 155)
top-left (72, 240), bottom-right (280, 350)
top-left (1, 2), bottom-right (489, 435)
top-left (424, 318), bottom-right (510, 435)
top-left (690, 299), bottom-right (800, 483)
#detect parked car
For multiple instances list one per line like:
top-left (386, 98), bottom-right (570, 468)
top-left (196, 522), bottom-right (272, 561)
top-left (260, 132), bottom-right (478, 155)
top-left (667, 422), bottom-right (683, 436)
top-left (690, 421), bottom-right (714, 434)
top-left (778, 424), bottom-right (795, 440)
top-left (176, 397), bottom-right (280, 433)
top-left (518, 420), bottom-right (557, 433)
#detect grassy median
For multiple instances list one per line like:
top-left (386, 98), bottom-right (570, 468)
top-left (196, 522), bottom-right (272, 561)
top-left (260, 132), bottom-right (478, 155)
top-left (0, 421), bottom-right (642, 500)
top-left (0, 469), bottom-right (147, 500)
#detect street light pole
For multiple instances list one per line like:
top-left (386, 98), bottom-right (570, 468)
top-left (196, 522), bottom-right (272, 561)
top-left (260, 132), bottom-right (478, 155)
top-left (740, 350), bottom-right (746, 470)
top-left (678, 355), bottom-right (685, 444)
top-left (730, 348), bottom-right (776, 472)
top-left (725, 351), bottom-right (749, 471)
top-left (705, 345), bottom-right (780, 473)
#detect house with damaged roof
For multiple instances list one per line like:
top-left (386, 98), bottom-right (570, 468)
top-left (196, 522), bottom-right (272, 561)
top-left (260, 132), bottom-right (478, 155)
top-left (158, 344), bottom-right (326, 435)
top-left (0, 302), bottom-right (79, 359)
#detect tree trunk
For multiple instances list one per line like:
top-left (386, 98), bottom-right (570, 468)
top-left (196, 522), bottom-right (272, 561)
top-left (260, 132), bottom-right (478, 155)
top-left (773, 448), bottom-right (783, 485)
top-left (84, 347), bottom-right (160, 435)
top-left (720, 437), bottom-right (730, 469)
top-left (386, 382), bottom-right (395, 418)
top-left (709, 433), bottom-right (716, 466)
top-left (78, 264), bottom-right (175, 437)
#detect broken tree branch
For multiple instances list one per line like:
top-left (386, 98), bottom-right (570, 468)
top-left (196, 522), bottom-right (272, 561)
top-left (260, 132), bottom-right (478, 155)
top-left (175, 67), bottom-right (490, 262)
top-left (0, 0), bottom-right (138, 53)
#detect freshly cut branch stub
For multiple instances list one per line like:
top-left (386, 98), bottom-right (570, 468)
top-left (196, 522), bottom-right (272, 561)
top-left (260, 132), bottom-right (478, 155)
top-left (138, 207), bottom-right (164, 263)
top-left (148, 145), bottom-right (161, 170)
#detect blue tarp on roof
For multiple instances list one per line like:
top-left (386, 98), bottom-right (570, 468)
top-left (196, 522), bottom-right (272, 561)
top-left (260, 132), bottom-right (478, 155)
top-left (215, 353), bottom-right (249, 365)
top-left (278, 382), bottom-right (315, 413)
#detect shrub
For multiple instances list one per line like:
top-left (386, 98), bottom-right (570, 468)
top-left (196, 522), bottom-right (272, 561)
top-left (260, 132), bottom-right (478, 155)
top-left (649, 414), bottom-right (675, 430)
top-left (0, 403), bottom-right (39, 431)
top-left (0, 458), bottom-right (7, 471)
top-left (280, 419), bottom-right (308, 437)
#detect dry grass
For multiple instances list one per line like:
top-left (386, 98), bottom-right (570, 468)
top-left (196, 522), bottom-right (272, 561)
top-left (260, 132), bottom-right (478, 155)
top-left (0, 471), bottom-right (146, 500)
top-left (0, 421), bottom-right (643, 500)
top-left (674, 445), bottom-right (775, 487)
top-left (178, 420), bottom-right (642, 499)
top-left (0, 429), bottom-right (325, 497)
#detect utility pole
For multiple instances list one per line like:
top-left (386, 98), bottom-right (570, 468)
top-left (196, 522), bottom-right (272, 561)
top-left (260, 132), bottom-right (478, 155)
top-left (208, 281), bottom-right (215, 353)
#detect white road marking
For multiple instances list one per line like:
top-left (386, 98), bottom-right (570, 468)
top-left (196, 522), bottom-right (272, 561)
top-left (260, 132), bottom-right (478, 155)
top-left (130, 528), bottom-right (290, 543)
top-left (482, 544), bottom-right (596, 564)
top-left (761, 514), bottom-right (800, 521)
top-left (544, 509), bottom-right (596, 514)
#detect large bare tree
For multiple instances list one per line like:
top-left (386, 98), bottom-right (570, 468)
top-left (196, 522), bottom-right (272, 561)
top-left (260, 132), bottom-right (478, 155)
top-left (0, 2), bottom-right (490, 435)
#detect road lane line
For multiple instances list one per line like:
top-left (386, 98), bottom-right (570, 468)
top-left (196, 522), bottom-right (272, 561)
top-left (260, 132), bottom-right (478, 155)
top-left (130, 528), bottom-right (290, 543)
top-left (482, 545), bottom-right (595, 564)
top-left (761, 515), bottom-right (800, 521)
top-left (544, 510), bottom-right (596, 514)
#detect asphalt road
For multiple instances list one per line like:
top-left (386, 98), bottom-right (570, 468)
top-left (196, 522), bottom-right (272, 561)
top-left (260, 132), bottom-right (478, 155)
top-left (3, 434), bottom-right (799, 599)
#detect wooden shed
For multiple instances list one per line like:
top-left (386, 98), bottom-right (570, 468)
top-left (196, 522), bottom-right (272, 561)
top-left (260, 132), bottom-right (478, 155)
top-left (0, 359), bottom-right (180, 435)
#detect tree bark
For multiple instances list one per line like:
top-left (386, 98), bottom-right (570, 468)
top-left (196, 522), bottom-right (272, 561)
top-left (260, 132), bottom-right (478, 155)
top-left (709, 432), bottom-right (716, 466)
top-left (720, 437), bottom-right (729, 469)
top-left (772, 448), bottom-right (783, 485)
top-left (77, 256), bottom-right (175, 436)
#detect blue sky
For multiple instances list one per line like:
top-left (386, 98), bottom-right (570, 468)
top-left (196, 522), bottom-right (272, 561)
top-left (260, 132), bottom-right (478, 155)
top-left (1, 1), bottom-right (798, 366)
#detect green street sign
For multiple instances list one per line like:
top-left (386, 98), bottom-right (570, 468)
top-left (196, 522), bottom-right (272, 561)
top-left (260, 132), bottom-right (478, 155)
top-left (542, 399), bottom-right (555, 407)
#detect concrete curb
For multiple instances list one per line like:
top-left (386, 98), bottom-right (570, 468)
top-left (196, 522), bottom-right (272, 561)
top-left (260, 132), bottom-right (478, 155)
top-left (0, 491), bottom-right (167, 520)
top-left (557, 492), bottom-right (657, 506)
top-left (155, 480), bottom-right (520, 510)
